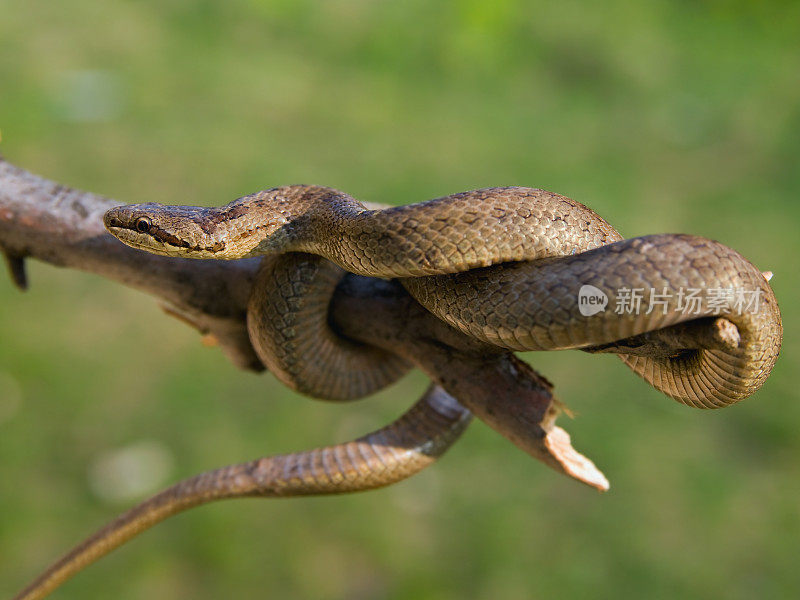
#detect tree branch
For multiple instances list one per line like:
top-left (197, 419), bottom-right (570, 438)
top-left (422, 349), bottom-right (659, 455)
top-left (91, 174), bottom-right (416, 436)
top-left (0, 156), bottom-right (613, 489)
top-left (0, 157), bottom-right (262, 370)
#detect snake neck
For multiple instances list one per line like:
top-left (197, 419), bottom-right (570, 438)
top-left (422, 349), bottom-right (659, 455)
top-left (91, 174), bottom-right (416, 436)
top-left (218, 186), bottom-right (367, 259)
top-left (105, 186), bottom-right (622, 276)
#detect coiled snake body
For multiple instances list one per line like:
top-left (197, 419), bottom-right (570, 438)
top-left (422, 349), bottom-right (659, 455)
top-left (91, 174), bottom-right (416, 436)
top-left (15, 186), bottom-right (781, 599)
top-left (105, 185), bottom-right (781, 407)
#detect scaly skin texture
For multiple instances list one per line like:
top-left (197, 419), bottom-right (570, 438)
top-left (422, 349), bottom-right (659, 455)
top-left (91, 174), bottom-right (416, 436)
top-left (247, 253), bottom-right (411, 400)
top-left (403, 234), bottom-right (781, 408)
top-left (13, 385), bottom-right (472, 600)
top-left (104, 186), bottom-right (782, 407)
top-left (103, 186), bottom-right (620, 273)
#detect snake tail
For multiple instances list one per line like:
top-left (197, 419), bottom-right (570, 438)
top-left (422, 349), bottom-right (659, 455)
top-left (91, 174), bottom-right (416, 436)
top-left (13, 385), bottom-right (471, 600)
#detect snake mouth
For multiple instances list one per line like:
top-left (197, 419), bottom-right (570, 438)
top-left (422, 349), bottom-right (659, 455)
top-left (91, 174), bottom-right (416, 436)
top-left (103, 212), bottom-right (143, 246)
top-left (103, 213), bottom-right (141, 245)
top-left (106, 227), bottom-right (173, 256)
top-left (103, 218), bottom-right (181, 257)
top-left (106, 222), bottom-right (228, 259)
top-left (104, 221), bottom-right (138, 246)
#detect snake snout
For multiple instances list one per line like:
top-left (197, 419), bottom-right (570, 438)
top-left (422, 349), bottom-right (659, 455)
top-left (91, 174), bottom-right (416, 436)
top-left (104, 203), bottom-right (163, 231)
top-left (103, 208), bottom-right (124, 230)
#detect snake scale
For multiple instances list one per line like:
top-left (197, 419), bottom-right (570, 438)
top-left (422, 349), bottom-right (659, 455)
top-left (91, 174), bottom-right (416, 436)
top-left (15, 186), bottom-right (781, 599)
top-left (104, 186), bottom-right (781, 406)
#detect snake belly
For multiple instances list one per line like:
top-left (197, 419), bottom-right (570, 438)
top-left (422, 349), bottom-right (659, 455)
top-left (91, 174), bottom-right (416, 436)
top-left (104, 186), bottom-right (782, 407)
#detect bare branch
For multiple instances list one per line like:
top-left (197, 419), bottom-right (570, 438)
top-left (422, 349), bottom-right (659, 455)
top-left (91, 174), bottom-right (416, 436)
top-left (0, 157), bottom-right (261, 370)
top-left (582, 316), bottom-right (741, 358)
top-left (0, 156), bottom-right (607, 489)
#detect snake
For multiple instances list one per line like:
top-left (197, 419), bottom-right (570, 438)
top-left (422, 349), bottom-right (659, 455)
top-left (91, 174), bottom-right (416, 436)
top-left (16, 186), bottom-right (781, 599)
top-left (103, 185), bottom-right (781, 407)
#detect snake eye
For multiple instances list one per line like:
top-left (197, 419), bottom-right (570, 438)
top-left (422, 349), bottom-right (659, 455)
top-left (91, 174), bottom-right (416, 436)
top-left (135, 217), bottom-right (152, 234)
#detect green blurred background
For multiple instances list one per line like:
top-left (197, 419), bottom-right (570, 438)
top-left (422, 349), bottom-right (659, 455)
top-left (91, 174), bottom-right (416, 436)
top-left (1, 1), bottom-right (799, 598)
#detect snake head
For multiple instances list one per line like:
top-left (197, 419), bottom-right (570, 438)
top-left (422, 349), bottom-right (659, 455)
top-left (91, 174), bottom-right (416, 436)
top-left (104, 203), bottom-right (227, 258)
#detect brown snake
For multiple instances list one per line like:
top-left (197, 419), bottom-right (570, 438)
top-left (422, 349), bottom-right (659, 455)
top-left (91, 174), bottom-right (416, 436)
top-left (104, 186), bottom-right (781, 406)
top-left (15, 186), bottom-right (781, 599)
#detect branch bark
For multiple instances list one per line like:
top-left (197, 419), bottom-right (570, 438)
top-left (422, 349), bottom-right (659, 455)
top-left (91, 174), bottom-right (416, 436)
top-left (0, 158), bottom-right (264, 369)
top-left (0, 156), bottom-right (611, 489)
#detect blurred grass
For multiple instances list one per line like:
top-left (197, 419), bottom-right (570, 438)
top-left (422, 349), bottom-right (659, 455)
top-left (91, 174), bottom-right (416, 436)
top-left (1, 1), bottom-right (799, 598)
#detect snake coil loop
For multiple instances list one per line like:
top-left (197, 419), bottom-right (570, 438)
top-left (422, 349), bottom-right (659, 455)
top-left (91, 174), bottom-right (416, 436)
top-left (104, 185), bottom-right (781, 408)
